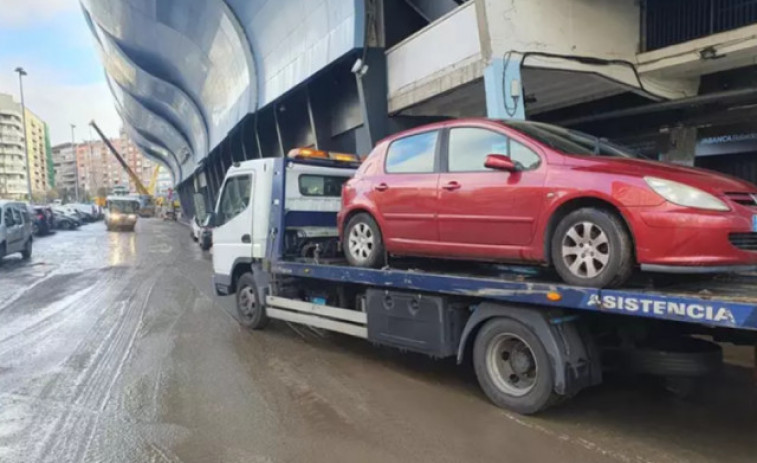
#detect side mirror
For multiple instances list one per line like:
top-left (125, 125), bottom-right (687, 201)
top-left (484, 154), bottom-right (517, 171)
top-left (204, 212), bottom-right (216, 228)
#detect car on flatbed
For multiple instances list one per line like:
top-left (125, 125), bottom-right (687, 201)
top-left (339, 119), bottom-right (757, 288)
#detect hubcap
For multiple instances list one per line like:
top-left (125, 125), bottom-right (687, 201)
top-left (561, 221), bottom-right (610, 279)
top-left (348, 222), bottom-right (374, 263)
top-left (486, 334), bottom-right (538, 397)
top-left (238, 286), bottom-right (256, 320)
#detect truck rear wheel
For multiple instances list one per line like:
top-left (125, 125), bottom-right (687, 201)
top-left (236, 273), bottom-right (269, 330)
top-left (473, 318), bottom-right (557, 414)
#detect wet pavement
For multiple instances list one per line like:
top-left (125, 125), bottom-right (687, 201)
top-left (1, 219), bottom-right (757, 462)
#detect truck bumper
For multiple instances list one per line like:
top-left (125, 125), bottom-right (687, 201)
top-left (213, 273), bottom-right (232, 296)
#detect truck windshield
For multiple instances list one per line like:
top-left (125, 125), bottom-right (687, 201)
top-left (109, 201), bottom-right (139, 213)
top-left (299, 174), bottom-right (349, 197)
top-left (504, 121), bottom-right (641, 159)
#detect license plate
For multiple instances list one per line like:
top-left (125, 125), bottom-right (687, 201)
top-left (753, 215), bottom-right (757, 232)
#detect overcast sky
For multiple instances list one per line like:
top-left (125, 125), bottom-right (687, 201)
top-left (0, 0), bottom-right (121, 145)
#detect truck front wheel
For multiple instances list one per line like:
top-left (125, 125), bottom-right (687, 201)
top-left (236, 273), bottom-right (269, 330)
top-left (473, 318), bottom-right (557, 414)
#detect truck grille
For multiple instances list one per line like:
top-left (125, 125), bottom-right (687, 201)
top-left (729, 233), bottom-right (757, 251)
top-left (725, 193), bottom-right (757, 208)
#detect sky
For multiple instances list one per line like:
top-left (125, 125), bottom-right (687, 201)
top-left (0, 0), bottom-right (121, 145)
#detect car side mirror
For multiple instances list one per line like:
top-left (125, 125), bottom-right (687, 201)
top-left (484, 154), bottom-right (517, 171)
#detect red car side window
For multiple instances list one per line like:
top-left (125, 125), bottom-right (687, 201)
top-left (385, 131), bottom-right (438, 174)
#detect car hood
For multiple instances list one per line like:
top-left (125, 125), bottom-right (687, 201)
top-left (575, 157), bottom-right (757, 194)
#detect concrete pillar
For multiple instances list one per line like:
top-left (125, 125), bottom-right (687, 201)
top-left (660, 127), bottom-right (697, 166)
top-left (484, 54), bottom-right (525, 120)
top-left (354, 48), bottom-right (389, 155)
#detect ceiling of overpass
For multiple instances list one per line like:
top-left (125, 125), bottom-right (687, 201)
top-left (81, 0), bottom-right (362, 186)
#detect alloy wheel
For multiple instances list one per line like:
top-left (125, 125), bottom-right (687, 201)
top-left (348, 222), bottom-right (374, 263)
top-left (561, 221), bottom-right (610, 279)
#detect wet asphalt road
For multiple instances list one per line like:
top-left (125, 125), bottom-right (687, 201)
top-left (2, 220), bottom-right (757, 463)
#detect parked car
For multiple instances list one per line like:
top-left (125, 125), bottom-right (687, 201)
top-left (28, 205), bottom-right (54, 235)
top-left (338, 118), bottom-right (757, 288)
top-left (191, 215), bottom-right (213, 250)
top-left (0, 200), bottom-right (33, 261)
top-left (70, 203), bottom-right (99, 222)
top-left (53, 211), bottom-right (80, 230)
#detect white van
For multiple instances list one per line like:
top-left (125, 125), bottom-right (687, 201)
top-left (105, 196), bottom-right (140, 231)
top-left (0, 200), bottom-right (33, 261)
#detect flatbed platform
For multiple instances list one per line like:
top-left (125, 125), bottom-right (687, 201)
top-left (271, 260), bottom-right (757, 331)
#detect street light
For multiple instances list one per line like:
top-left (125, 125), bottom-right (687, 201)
top-left (14, 67), bottom-right (33, 202)
top-left (71, 123), bottom-right (79, 202)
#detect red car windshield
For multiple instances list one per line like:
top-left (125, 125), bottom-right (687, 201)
top-left (503, 121), bottom-right (641, 159)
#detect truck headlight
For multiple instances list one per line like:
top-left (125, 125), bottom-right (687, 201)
top-left (644, 177), bottom-right (729, 211)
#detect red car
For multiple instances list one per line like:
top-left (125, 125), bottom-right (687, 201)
top-left (337, 118), bottom-right (757, 287)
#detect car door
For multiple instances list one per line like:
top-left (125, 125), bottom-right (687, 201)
top-left (212, 173), bottom-right (254, 277)
top-left (437, 126), bottom-right (546, 259)
top-left (370, 130), bottom-right (440, 252)
top-left (5, 206), bottom-right (22, 253)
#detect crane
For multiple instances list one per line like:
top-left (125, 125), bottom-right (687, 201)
top-left (147, 165), bottom-right (160, 195)
top-left (90, 120), bottom-right (156, 216)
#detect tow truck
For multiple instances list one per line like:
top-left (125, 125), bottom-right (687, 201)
top-left (211, 149), bottom-right (757, 414)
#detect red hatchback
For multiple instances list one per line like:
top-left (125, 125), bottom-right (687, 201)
top-left (337, 119), bottom-right (757, 287)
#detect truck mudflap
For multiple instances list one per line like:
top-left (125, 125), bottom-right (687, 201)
top-left (457, 303), bottom-right (602, 397)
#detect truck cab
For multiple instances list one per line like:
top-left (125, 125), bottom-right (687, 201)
top-left (212, 150), bottom-right (356, 294)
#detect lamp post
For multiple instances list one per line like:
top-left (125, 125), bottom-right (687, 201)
top-left (71, 123), bottom-right (79, 202)
top-left (14, 67), bottom-right (33, 202)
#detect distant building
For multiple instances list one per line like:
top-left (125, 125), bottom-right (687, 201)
top-left (24, 108), bottom-right (49, 197)
top-left (51, 143), bottom-right (78, 195)
top-left (0, 93), bottom-right (28, 200)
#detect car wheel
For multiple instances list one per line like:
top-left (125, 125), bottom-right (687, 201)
top-left (200, 236), bottom-right (211, 251)
top-left (32, 223), bottom-right (39, 235)
top-left (0, 242), bottom-right (5, 261)
top-left (236, 272), bottom-right (269, 330)
top-left (344, 213), bottom-right (385, 268)
top-left (21, 239), bottom-right (32, 259)
top-left (473, 318), bottom-right (558, 414)
top-left (551, 208), bottom-right (633, 288)
top-left (61, 221), bottom-right (70, 230)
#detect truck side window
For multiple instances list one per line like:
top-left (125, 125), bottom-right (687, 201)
top-left (217, 175), bottom-right (252, 226)
top-left (12, 208), bottom-right (23, 225)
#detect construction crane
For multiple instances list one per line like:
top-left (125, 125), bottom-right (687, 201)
top-left (147, 165), bottom-right (160, 195)
top-left (90, 120), bottom-right (156, 217)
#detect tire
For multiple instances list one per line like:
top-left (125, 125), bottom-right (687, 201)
top-left (551, 207), bottom-right (633, 288)
top-left (21, 239), bottom-right (32, 260)
top-left (473, 318), bottom-right (558, 414)
top-left (32, 223), bottom-right (39, 235)
top-left (191, 231), bottom-right (198, 241)
top-left (627, 337), bottom-right (722, 377)
top-left (61, 221), bottom-right (71, 230)
top-left (0, 242), bottom-right (5, 261)
top-left (344, 213), bottom-right (385, 268)
top-left (235, 272), bottom-right (269, 330)
top-left (200, 236), bottom-right (211, 251)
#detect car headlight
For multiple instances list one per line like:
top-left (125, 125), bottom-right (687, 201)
top-left (644, 177), bottom-right (729, 211)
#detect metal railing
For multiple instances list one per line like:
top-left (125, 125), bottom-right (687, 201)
top-left (644, 0), bottom-right (757, 51)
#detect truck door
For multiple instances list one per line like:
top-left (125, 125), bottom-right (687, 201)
top-left (212, 173), bottom-right (254, 277)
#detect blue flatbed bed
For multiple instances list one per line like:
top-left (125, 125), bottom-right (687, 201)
top-left (271, 260), bottom-right (757, 332)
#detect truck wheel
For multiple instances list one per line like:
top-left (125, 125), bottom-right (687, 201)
top-left (473, 318), bottom-right (557, 414)
top-left (344, 213), bottom-right (385, 268)
top-left (21, 240), bottom-right (32, 260)
top-left (551, 208), bottom-right (633, 288)
top-left (236, 273), bottom-right (269, 330)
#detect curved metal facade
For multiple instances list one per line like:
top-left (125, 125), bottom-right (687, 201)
top-left (81, 0), bottom-right (363, 185)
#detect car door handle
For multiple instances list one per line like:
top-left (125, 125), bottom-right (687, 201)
top-left (442, 181), bottom-right (461, 191)
top-left (241, 234), bottom-right (251, 243)
top-left (374, 183), bottom-right (389, 192)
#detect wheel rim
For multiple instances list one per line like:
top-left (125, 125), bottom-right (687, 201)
top-left (348, 222), bottom-right (374, 263)
top-left (486, 333), bottom-right (538, 397)
top-left (238, 286), bottom-right (256, 320)
top-left (561, 221), bottom-right (610, 279)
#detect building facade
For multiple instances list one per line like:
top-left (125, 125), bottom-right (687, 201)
top-left (82, 0), bottom-right (757, 217)
top-left (54, 132), bottom-right (156, 198)
top-left (24, 108), bottom-right (49, 198)
top-left (0, 93), bottom-right (28, 200)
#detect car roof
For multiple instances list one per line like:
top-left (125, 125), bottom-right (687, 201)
top-left (0, 200), bottom-right (27, 208)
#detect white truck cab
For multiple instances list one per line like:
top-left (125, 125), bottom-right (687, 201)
top-left (211, 152), bottom-right (355, 288)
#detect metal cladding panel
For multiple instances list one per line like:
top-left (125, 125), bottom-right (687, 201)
top-left (82, 0), bottom-right (363, 187)
top-left (227, 0), bottom-right (362, 106)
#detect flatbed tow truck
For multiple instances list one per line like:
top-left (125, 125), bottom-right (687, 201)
top-left (211, 152), bottom-right (757, 414)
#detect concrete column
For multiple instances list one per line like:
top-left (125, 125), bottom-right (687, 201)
top-left (660, 127), bottom-right (697, 166)
top-left (484, 55), bottom-right (525, 120)
top-left (354, 48), bottom-right (389, 155)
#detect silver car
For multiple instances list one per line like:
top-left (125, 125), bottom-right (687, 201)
top-left (0, 200), bottom-right (33, 261)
